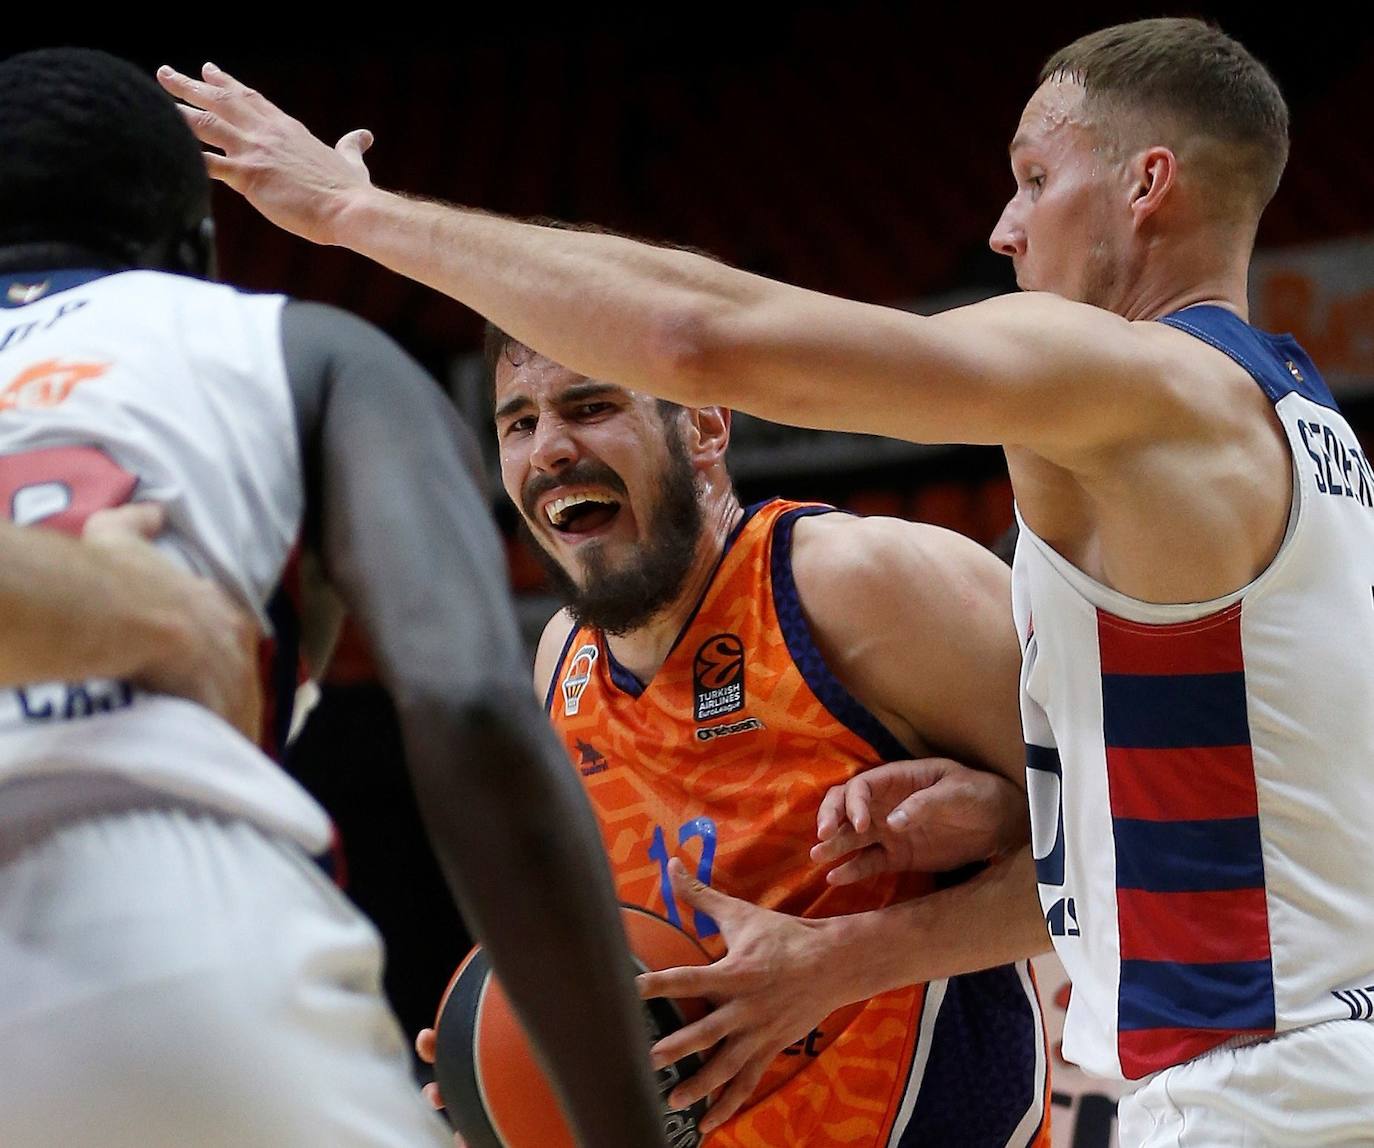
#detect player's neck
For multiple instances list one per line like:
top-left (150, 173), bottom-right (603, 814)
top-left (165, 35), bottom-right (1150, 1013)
top-left (0, 242), bottom-right (129, 276)
top-left (1113, 235), bottom-right (1252, 322)
top-left (604, 489), bottom-right (744, 682)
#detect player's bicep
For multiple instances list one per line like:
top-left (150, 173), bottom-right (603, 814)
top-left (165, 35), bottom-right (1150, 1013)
top-left (702, 287), bottom-right (1167, 456)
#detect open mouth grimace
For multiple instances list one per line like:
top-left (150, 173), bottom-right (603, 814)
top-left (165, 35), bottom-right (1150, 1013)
top-left (545, 491), bottom-right (622, 534)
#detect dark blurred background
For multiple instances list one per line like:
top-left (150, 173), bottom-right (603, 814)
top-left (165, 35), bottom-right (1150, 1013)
top-left (14, 3), bottom-right (1373, 1051)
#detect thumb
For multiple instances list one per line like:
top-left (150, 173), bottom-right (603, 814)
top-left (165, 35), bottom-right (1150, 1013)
top-left (336, 129), bottom-right (375, 178)
top-left (83, 501), bottom-right (166, 543)
top-left (337, 128), bottom-right (373, 155)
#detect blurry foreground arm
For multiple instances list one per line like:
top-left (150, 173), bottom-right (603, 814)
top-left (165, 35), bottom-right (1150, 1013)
top-left (0, 505), bottom-right (261, 737)
top-left (282, 302), bottom-right (663, 1148)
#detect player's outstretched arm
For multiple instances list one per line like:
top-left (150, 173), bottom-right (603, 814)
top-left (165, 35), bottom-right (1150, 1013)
top-left (0, 505), bottom-right (262, 737)
top-left (160, 63), bottom-right (1179, 459)
top-left (281, 302), bottom-right (663, 1148)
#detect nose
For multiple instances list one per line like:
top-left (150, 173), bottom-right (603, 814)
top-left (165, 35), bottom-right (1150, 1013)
top-left (989, 199), bottom-right (1025, 258)
top-left (528, 413), bottom-right (579, 474)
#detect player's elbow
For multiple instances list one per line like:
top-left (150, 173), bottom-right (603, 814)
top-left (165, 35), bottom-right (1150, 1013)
top-left (645, 300), bottom-right (750, 407)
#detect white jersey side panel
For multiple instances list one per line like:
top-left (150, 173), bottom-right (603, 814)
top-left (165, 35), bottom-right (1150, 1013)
top-left (0, 270), bottom-right (330, 852)
top-left (1013, 307), bottom-right (1374, 1081)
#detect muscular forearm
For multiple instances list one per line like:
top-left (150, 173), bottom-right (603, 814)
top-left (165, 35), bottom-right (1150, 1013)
top-left (817, 847), bottom-right (1050, 1001)
top-left (0, 520), bottom-right (187, 686)
top-left (332, 188), bottom-right (759, 405)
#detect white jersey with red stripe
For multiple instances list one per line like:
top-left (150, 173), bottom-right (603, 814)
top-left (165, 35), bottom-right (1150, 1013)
top-left (0, 267), bottom-right (330, 853)
top-left (1013, 304), bottom-right (1374, 1082)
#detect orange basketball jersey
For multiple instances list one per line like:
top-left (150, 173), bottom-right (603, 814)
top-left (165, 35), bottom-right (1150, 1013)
top-left (547, 500), bottom-right (1050, 1147)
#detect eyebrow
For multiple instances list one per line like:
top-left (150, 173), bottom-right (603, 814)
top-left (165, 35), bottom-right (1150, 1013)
top-left (1009, 134), bottom-right (1032, 156)
top-left (493, 394), bottom-right (533, 422)
top-left (493, 381), bottom-right (627, 423)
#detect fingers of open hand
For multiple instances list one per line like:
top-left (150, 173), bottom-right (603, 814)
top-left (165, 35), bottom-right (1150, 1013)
top-left (649, 1008), bottom-right (732, 1071)
top-left (698, 1055), bottom-right (770, 1135)
top-left (176, 103), bottom-right (245, 153)
top-left (665, 1024), bottom-right (753, 1111)
top-left (415, 1028), bottom-right (438, 1064)
top-left (808, 825), bottom-right (876, 867)
top-left (824, 845), bottom-right (893, 887)
top-left (421, 1080), bottom-right (444, 1111)
top-left (844, 775), bottom-right (877, 834)
top-left (815, 783), bottom-right (850, 840)
top-left (637, 963), bottom-right (715, 1002)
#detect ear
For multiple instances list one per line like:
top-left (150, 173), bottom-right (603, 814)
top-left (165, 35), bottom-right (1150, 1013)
top-left (685, 405), bottom-right (731, 471)
top-left (1130, 146), bottom-right (1176, 228)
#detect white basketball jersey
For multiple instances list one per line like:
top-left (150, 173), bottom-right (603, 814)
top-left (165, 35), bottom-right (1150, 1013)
top-left (0, 268), bottom-right (330, 852)
top-left (1013, 305), bottom-right (1374, 1081)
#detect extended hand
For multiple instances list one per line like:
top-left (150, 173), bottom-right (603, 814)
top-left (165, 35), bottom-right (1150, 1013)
top-left (157, 62), bottom-right (374, 245)
top-left (811, 757), bottom-right (1028, 884)
top-left (634, 859), bottom-right (852, 1136)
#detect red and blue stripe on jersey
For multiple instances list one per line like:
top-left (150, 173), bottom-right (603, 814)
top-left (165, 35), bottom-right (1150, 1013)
top-left (1098, 602), bottom-right (1275, 1078)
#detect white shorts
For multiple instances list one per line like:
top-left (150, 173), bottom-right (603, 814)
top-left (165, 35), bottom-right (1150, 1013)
top-left (0, 779), bottom-right (451, 1147)
top-left (1118, 1020), bottom-right (1374, 1147)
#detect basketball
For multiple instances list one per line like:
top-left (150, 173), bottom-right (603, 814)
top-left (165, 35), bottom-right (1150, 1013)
top-left (433, 904), bottom-right (712, 1148)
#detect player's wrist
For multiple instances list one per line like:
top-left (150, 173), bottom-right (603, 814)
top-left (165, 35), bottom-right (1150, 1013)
top-left (324, 183), bottom-right (393, 249)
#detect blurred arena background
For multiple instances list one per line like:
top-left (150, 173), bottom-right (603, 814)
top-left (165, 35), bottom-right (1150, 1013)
top-left (10, 7), bottom-right (1373, 1144)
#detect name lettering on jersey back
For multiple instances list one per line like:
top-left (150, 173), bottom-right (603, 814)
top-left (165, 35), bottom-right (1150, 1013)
top-left (0, 298), bottom-right (88, 354)
top-left (1297, 419), bottom-right (1374, 508)
top-left (15, 679), bottom-right (134, 721)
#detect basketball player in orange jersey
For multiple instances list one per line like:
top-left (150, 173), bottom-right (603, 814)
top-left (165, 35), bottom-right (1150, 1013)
top-left (412, 331), bottom-right (1051, 1147)
top-left (166, 16), bottom-right (1374, 1145)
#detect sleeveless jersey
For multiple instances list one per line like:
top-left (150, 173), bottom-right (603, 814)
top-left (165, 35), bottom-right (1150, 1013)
top-left (550, 499), bottom-right (1050, 1148)
top-left (0, 268), bottom-right (330, 853)
top-left (1013, 305), bottom-right (1374, 1081)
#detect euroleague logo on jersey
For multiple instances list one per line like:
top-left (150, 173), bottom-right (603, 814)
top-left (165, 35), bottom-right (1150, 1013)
top-left (0, 359), bottom-right (109, 413)
top-left (693, 633), bottom-right (745, 722)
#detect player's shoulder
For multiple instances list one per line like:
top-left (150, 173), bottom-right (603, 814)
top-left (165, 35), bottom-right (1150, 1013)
top-left (113, 268), bottom-right (287, 309)
top-left (533, 607), bottom-right (578, 700)
top-left (792, 512), bottom-right (1006, 603)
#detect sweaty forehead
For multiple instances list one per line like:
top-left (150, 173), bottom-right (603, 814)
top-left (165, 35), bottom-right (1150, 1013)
top-left (1011, 78), bottom-right (1093, 154)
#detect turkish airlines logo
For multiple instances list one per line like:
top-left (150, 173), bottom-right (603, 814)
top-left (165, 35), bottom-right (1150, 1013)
top-left (693, 633), bottom-right (745, 722)
top-left (0, 359), bottom-right (109, 412)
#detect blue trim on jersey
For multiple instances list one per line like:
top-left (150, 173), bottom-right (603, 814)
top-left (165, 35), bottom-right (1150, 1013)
top-left (1118, 958), bottom-right (1277, 1031)
top-left (1160, 305), bottom-right (1338, 412)
top-left (899, 966), bottom-right (1043, 1146)
top-left (0, 268), bottom-right (112, 308)
top-left (1114, 817), bottom-right (1265, 892)
top-left (543, 625), bottom-right (582, 714)
top-left (603, 645), bottom-right (647, 697)
top-left (1025, 743), bottom-right (1065, 886)
top-left (770, 505), bottom-right (911, 763)
top-left (1101, 671), bottom-right (1250, 748)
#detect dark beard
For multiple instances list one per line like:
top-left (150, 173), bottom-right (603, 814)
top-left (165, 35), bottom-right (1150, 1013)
top-left (522, 430), bottom-right (704, 637)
